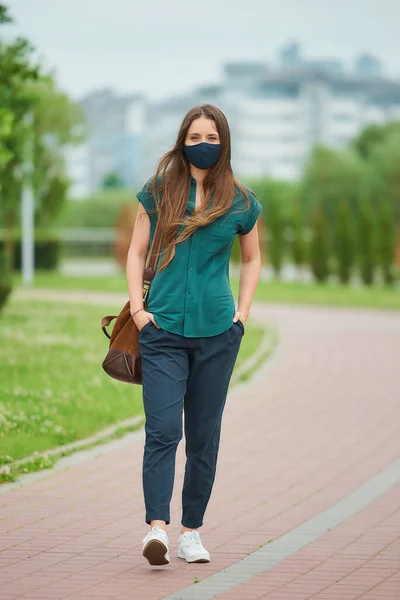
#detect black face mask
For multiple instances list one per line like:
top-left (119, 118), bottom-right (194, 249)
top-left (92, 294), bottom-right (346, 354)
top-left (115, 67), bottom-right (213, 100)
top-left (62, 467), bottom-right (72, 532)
top-left (184, 142), bottom-right (221, 170)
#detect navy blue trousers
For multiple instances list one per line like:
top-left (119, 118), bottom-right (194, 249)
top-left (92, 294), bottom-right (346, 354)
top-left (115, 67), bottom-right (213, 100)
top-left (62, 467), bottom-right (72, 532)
top-left (138, 319), bottom-right (244, 528)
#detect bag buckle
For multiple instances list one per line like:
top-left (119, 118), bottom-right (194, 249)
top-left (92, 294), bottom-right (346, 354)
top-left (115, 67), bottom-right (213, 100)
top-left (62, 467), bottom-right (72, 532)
top-left (142, 281), bottom-right (151, 302)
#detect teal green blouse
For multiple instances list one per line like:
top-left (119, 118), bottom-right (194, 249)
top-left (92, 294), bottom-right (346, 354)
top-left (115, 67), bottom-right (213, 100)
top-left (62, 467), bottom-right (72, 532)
top-left (136, 176), bottom-right (263, 338)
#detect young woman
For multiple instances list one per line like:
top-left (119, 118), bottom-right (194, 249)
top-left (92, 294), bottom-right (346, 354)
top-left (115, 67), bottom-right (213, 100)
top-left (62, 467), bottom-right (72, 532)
top-left (126, 104), bottom-right (263, 566)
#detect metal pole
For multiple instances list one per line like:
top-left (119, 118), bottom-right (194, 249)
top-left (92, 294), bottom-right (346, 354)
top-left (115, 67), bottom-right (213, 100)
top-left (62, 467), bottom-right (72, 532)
top-left (21, 113), bottom-right (34, 286)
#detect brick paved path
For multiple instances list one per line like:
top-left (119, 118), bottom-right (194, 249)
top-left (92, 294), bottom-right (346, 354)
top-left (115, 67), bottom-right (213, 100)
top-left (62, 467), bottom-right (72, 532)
top-left (1, 301), bottom-right (400, 600)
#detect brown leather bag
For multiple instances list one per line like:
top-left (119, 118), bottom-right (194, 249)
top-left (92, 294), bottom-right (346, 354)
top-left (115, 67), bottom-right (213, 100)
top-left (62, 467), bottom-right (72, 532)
top-left (101, 216), bottom-right (163, 385)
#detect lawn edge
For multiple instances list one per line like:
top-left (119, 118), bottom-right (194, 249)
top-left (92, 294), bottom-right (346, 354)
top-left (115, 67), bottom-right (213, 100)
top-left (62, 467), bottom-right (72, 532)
top-left (1, 318), bottom-right (275, 490)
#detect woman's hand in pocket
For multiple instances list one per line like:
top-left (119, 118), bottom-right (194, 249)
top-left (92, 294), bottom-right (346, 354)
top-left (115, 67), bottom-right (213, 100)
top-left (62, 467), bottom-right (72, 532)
top-left (233, 310), bottom-right (247, 325)
top-left (133, 310), bottom-right (160, 331)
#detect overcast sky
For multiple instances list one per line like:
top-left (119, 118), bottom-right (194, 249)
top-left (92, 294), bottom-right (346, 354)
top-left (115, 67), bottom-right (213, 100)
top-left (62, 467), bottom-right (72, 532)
top-left (7, 0), bottom-right (400, 102)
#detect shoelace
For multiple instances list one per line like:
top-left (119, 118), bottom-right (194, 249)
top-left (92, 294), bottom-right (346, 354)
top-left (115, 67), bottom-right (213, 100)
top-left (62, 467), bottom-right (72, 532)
top-left (182, 531), bottom-right (203, 549)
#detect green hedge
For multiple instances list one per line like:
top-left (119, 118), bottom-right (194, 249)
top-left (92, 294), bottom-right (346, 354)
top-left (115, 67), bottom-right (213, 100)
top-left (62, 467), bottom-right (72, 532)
top-left (58, 189), bottom-right (138, 229)
top-left (0, 231), bottom-right (61, 271)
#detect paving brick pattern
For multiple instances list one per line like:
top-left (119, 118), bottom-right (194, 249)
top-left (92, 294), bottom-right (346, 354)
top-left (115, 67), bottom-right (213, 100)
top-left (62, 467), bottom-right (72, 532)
top-left (216, 482), bottom-right (400, 600)
top-left (1, 302), bottom-right (399, 600)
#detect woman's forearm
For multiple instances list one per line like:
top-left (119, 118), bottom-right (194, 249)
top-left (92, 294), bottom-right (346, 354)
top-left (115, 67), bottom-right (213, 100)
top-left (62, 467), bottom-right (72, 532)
top-left (126, 250), bottom-right (146, 315)
top-left (237, 257), bottom-right (262, 319)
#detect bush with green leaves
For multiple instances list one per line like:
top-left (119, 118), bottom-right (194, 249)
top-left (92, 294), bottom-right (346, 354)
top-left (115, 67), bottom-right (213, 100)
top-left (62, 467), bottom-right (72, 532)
top-left (301, 145), bottom-right (363, 222)
top-left (377, 198), bottom-right (396, 285)
top-left (267, 195), bottom-right (284, 277)
top-left (291, 197), bottom-right (306, 273)
top-left (357, 199), bottom-right (377, 286)
top-left (334, 198), bottom-right (355, 284)
top-left (310, 206), bottom-right (330, 283)
top-left (58, 189), bottom-right (138, 229)
top-left (0, 230), bottom-right (61, 271)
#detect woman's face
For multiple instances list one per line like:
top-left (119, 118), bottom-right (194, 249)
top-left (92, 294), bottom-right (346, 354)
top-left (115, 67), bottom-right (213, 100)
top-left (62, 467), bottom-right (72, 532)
top-left (185, 116), bottom-right (220, 146)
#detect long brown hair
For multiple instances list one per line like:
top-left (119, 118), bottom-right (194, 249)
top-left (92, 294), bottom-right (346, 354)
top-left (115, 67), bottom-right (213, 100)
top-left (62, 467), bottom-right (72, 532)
top-left (148, 104), bottom-right (251, 272)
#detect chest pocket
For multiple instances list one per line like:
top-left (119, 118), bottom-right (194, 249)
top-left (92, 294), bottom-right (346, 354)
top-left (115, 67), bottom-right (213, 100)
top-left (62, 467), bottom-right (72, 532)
top-left (205, 217), bottom-right (236, 255)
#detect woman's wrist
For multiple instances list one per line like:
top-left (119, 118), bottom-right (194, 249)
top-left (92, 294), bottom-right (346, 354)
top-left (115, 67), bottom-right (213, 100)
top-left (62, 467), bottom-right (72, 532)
top-left (130, 307), bottom-right (145, 318)
top-left (237, 307), bottom-right (250, 320)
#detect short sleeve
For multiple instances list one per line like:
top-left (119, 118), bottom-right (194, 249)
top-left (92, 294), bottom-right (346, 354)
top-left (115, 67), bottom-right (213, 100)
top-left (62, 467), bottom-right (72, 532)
top-left (238, 189), bottom-right (263, 236)
top-left (136, 177), bottom-right (157, 225)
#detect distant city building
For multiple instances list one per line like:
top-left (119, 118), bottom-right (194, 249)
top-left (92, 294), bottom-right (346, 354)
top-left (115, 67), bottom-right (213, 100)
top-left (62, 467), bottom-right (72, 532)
top-left (66, 89), bottom-right (146, 198)
top-left (355, 53), bottom-right (384, 78)
top-left (141, 94), bottom-right (198, 182)
top-left (66, 44), bottom-right (400, 194)
top-left (279, 41), bottom-right (344, 74)
top-left (64, 143), bottom-right (91, 199)
top-left (223, 43), bottom-right (399, 180)
top-left (141, 86), bottom-right (223, 181)
top-left (143, 43), bottom-right (400, 183)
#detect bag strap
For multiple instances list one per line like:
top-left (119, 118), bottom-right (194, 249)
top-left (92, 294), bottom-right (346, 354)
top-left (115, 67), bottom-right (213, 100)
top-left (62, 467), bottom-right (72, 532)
top-left (101, 206), bottom-right (163, 339)
top-left (142, 207), bottom-right (163, 302)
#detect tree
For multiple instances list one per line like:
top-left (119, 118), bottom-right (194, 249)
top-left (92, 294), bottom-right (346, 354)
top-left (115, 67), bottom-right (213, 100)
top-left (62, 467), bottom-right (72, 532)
top-left (0, 5), bottom-right (85, 266)
top-left (352, 121), bottom-right (400, 161)
top-left (291, 196), bottom-right (306, 277)
top-left (30, 79), bottom-right (84, 227)
top-left (301, 145), bottom-right (363, 221)
top-left (103, 172), bottom-right (124, 190)
top-left (352, 122), bottom-right (400, 274)
top-left (358, 199), bottom-right (376, 286)
top-left (267, 195), bottom-right (284, 278)
top-left (335, 198), bottom-right (355, 284)
top-left (310, 205), bottom-right (330, 283)
top-left (248, 177), bottom-right (299, 225)
top-left (377, 198), bottom-right (396, 286)
top-left (0, 106), bottom-right (13, 309)
top-left (0, 4), bottom-right (42, 270)
top-left (0, 108), bottom-right (13, 170)
top-left (363, 130), bottom-right (400, 221)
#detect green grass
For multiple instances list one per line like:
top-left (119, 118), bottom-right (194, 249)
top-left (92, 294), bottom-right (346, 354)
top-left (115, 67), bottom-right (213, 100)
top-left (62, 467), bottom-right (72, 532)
top-left (252, 280), bottom-right (400, 311)
top-left (13, 270), bottom-right (400, 311)
top-left (238, 326), bottom-right (278, 384)
top-left (0, 299), bottom-right (143, 461)
top-left (235, 321), bottom-right (265, 366)
top-left (0, 298), bottom-right (265, 482)
top-left (13, 270), bottom-right (128, 293)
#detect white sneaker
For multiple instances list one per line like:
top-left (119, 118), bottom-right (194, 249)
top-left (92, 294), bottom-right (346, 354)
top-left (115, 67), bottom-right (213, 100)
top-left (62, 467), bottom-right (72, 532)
top-left (142, 525), bottom-right (170, 565)
top-left (178, 530), bottom-right (211, 563)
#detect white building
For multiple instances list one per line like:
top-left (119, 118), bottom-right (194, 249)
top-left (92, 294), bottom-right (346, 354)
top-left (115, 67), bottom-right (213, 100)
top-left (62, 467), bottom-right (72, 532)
top-left (64, 143), bottom-right (91, 199)
top-left (222, 45), bottom-right (400, 180)
top-left (66, 89), bottom-right (147, 198)
top-left (229, 73), bottom-right (400, 181)
top-left (140, 86), bottom-right (222, 181)
top-left (66, 45), bottom-right (400, 193)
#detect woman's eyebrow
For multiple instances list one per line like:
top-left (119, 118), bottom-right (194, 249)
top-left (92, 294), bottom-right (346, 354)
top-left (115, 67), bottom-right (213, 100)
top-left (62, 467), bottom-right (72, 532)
top-left (188, 132), bottom-right (219, 136)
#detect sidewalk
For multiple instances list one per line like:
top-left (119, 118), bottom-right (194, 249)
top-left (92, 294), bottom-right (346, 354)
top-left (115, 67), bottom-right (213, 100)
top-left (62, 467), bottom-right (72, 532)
top-left (1, 298), bottom-right (399, 600)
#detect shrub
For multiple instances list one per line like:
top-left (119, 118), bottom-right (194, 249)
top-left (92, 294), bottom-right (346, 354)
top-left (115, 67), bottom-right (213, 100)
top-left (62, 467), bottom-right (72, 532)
top-left (267, 195), bottom-right (284, 277)
top-left (358, 199), bottom-right (376, 286)
top-left (377, 198), bottom-right (396, 286)
top-left (291, 197), bottom-right (306, 272)
top-left (58, 189), bottom-right (138, 229)
top-left (0, 230), bottom-right (61, 271)
top-left (335, 198), bottom-right (355, 284)
top-left (310, 206), bottom-right (330, 283)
